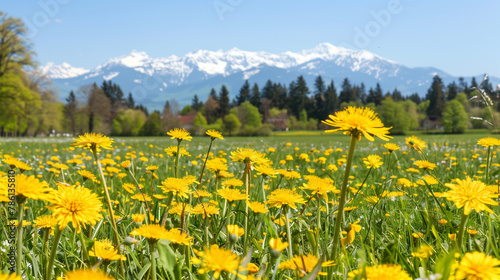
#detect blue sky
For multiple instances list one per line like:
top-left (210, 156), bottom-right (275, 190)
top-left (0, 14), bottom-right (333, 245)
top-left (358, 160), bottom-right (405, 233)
top-left (4, 0), bottom-right (500, 77)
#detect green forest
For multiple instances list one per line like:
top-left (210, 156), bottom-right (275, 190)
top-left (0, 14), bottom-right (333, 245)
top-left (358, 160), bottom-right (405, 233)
top-left (0, 12), bottom-right (498, 137)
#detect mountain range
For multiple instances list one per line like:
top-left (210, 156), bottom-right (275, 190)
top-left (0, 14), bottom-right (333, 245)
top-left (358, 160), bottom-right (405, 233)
top-left (39, 43), bottom-right (500, 111)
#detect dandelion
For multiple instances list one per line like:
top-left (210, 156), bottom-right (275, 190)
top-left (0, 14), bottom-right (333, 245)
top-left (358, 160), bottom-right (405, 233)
top-left (160, 177), bottom-right (193, 199)
top-left (217, 188), bottom-right (248, 202)
top-left (348, 264), bottom-right (412, 280)
top-left (455, 252), bottom-right (500, 280)
top-left (414, 160), bottom-right (436, 170)
top-left (363, 155), bottom-right (383, 169)
top-left (89, 239), bottom-right (126, 262)
top-left (443, 177), bottom-right (498, 215)
top-left (221, 178), bottom-right (243, 188)
top-left (266, 189), bottom-right (305, 209)
top-left (478, 137), bottom-right (500, 148)
top-left (247, 201), bottom-right (268, 214)
top-left (384, 143), bottom-right (400, 153)
top-left (167, 128), bottom-right (192, 142)
top-left (60, 269), bottom-right (115, 280)
top-left (231, 148), bottom-right (270, 166)
top-left (254, 164), bottom-right (278, 178)
top-left (227, 224), bottom-right (244, 243)
top-left (279, 254), bottom-right (335, 277)
top-left (48, 185), bottom-right (103, 233)
top-left (406, 135), bottom-right (427, 151)
top-left (72, 133), bottom-right (114, 152)
top-left (0, 272), bottom-right (22, 280)
top-left (206, 129), bottom-right (223, 140)
top-left (269, 238), bottom-right (288, 257)
top-left (130, 224), bottom-right (192, 245)
top-left (322, 106), bottom-right (392, 141)
top-left (78, 170), bottom-right (96, 181)
top-left (192, 244), bottom-right (241, 279)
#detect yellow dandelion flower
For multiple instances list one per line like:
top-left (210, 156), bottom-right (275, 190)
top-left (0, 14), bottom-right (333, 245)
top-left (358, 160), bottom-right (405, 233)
top-left (414, 160), bottom-right (436, 170)
top-left (478, 137), bottom-right (500, 148)
top-left (89, 239), bottom-right (126, 261)
top-left (322, 106), bottom-right (392, 141)
top-left (192, 244), bottom-right (241, 279)
top-left (72, 133), bottom-right (114, 152)
top-left (206, 158), bottom-right (228, 173)
top-left (48, 185), bottom-right (103, 233)
top-left (221, 178), bottom-right (243, 188)
top-left (14, 160), bottom-right (32, 172)
top-left (167, 128), bottom-right (192, 142)
top-left (13, 174), bottom-right (53, 204)
top-left (455, 252), bottom-right (500, 280)
top-left (231, 148), bottom-right (270, 166)
top-left (146, 165), bottom-right (159, 172)
top-left (279, 254), bottom-right (335, 277)
top-left (266, 188), bottom-right (305, 209)
top-left (301, 175), bottom-right (338, 197)
top-left (131, 214), bottom-right (146, 224)
top-left (269, 238), bottom-right (288, 254)
top-left (33, 215), bottom-right (57, 232)
top-left (406, 135), bottom-right (427, 151)
top-left (384, 143), bottom-right (400, 153)
top-left (131, 193), bottom-right (152, 202)
top-left (254, 164), bottom-right (278, 178)
top-left (363, 155), bottom-right (383, 169)
top-left (411, 244), bottom-right (433, 258)
top-left (0, 272), bottom-right (22, 280)
top-left (160, 178), bottom-right (193, 199)
top-left (78, 170), bottom-right (96, 181)
top-left (227, 224), bottom-right (244, 241)
top-left (443, 177), bottom-right (498, 215)
top-left (120, 160), bottom-right (131, 169)
top-left (417, 175), bottom-right (439, 186)
top-left (164, 146), bottom-right (190, 157)
top-left (348, 264), bottom-right (412, 280)
top-left (247, 201), bottom-right (268, 214)
top-left (191, 203), bottom-right (219, 218)
top-left (206, 130), bottom-right (223, 140)
top-left (217, 188), bottom-right (248, 202)
top-left (62, 269), bottom-right (115, 280)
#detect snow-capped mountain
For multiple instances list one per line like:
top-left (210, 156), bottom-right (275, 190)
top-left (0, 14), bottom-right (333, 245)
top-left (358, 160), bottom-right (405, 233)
top-left (42, 43), bottom-right (499, 111)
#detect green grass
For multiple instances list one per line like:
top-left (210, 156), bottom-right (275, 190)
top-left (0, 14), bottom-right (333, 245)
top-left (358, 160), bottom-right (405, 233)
top-left (1, 131), bottom-right (500, 279)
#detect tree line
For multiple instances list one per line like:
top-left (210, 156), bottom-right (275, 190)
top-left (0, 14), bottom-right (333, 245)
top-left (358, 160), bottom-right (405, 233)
top-left (181, 74), bottom-right (498, 135)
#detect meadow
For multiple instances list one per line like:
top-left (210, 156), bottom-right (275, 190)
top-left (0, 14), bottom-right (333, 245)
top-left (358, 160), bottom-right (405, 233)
top-left (1, 114), bottom-right (500, 280)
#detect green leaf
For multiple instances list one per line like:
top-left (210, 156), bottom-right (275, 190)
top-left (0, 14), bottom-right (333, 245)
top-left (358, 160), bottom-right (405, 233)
top-left (138, 262), bottom-right (151, 280)
top-left (157, 240), bottom-right (180, 280)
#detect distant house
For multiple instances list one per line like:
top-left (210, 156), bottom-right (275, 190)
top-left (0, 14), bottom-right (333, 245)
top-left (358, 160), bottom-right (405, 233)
top-left (178, 110), bottom-right (198, 130)
top-left (423, 116), bottom-right (442, 131)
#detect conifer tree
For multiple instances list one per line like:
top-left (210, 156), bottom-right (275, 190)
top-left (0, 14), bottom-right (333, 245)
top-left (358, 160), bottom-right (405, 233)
top-left (235, 80), bottom-right (251, 105)
top-left (218, 85), bottom-right (230, 118)
top-left (426, 75), bottom-right (445, 118)
top-left (250, 83), bottom-right (261, 108)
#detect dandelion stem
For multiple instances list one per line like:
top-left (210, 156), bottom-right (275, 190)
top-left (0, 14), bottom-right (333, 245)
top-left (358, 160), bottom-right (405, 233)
top-left (93, 150), bottom-right (125, 277)
top-left (197, 139), bottom-right (214, 188)
top-left (285, 206), bottom-right (293, 257)
top-left (149, 242), bottom-right (157, 280)
top-left (486, 146), bottom-right (491, 184)
top-left (330, 134), bottom-right (358, 260)
top-left (243, 160), bottom-right (251, 254)
top-left (79, 230), bottom-right (90, 263)
top-left (456, 213), bottom-right (468, 252)
top-left (15, 202), bottom-right (24, 276)
top-left (175, 140), bottom-right (181, 178)
top-left (46, 226), bottom-right (62, 280)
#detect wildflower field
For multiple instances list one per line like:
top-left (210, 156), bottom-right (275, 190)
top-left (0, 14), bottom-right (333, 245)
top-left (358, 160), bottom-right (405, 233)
top-left (2, 107), bottom-right (500, 280)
